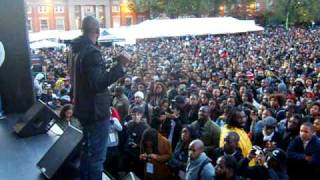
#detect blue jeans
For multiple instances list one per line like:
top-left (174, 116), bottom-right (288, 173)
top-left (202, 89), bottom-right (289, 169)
top-left (80, 120), bottom-right (109, 180)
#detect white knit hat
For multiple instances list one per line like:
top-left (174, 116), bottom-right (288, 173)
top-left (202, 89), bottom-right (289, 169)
top-left (134, 91), bottom-right (144, 99)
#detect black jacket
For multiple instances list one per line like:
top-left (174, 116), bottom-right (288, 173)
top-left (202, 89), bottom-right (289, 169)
top-left (287, 136), bottom-right (320, 180)
top-left (71, 36), bottom-right (124, 125)
top-left (253, 131), bottom-right (282, 149)
top-left (209, 147), bottom-right (243, 166)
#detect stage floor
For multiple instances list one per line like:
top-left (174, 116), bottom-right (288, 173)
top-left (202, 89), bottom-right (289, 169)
top-left (0, 115), bottom-right (59, 180)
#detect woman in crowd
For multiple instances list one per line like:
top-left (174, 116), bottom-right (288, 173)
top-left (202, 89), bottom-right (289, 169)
top-left (139, 128), bottom-right (172, 180)
top-left (59, 104), bottom-right (81, 130)
top-left (168, 126), bottom-right (196, 179)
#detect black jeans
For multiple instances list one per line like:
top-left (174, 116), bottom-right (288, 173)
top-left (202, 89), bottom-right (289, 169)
top-left (80, 120), bottom-right (109, 180)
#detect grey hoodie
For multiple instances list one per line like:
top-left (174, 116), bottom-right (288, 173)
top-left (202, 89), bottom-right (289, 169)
top-left (186, 152), bottom-right (215, 180)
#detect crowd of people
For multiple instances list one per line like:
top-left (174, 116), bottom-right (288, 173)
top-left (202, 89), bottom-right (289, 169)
top-left (33, 26), bottom-right (320, 180)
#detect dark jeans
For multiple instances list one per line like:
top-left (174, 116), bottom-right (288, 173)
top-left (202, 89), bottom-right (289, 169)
top-left (80, 120), bottom-right (109, 180)
top-left (104, 146), bottom-right (120, 179)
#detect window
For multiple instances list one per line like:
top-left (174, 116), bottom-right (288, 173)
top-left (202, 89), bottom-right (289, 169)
top-left (138, 16), bottom-right (145, 23)
top-left (27, 18), bottom-right (32, 32)
top-left (75, 5), bottom-right (81, 13)
top-left (256, 3), bottom-right (260, 11)
top-left (112, 16), bottom-right (120, 27)
top-left (83, 6), bottom-right (95, 16)
top-left (55, 5), bottom-right (64, 13)
top-left (112, 5), bottom-right (120, 12)
top-left (126, 16), bottom-right (132, 26)
top-left (40, 18), bottom-right (49, 30)
top-left (56, 18), bottom-right (65, 30)
top-left (27, 6), bottom-right (32, 14)
top-left (38, 5), bottom-right (48, 13)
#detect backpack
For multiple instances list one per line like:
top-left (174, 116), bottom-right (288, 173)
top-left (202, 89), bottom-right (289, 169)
top-left (197, 158), bottom-right (212, 180)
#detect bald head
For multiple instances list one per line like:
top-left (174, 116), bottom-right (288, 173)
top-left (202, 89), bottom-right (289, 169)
top-left (190, 139), bottom-right (204, 150)
top-left (82, 16), bottom-right (100, 35)
top-left (189, 139), bottom-right (204, 160)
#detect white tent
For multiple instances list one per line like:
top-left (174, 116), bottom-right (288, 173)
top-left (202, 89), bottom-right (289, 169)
top-left (30, 40), bottom-right (66, 49)
top-left (29, 30), bottom-right (61, 43)
top-left (109, 17), bottom-right (264, 44)
top-left (29, 29), bottom-right (123, 43)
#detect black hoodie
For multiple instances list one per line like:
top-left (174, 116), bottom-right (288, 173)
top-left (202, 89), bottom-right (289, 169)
top-left (70, 36), bottom-right (124, 125)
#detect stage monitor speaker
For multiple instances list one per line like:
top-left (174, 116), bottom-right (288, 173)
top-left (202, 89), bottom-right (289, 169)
top-left (14, 100), bottom-right (59, 137)
top-left (37, 125), bottom-right (83, 179)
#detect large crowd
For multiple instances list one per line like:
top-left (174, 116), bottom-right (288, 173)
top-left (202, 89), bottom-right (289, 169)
top-left (33, 26), bottom-right (320, 180)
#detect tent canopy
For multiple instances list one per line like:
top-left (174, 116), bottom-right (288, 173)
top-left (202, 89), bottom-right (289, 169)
top-left (29, 29), bottom-right (122, 43)
top-left (108, 17), bottom-right (264, 44)
top-left (30, 40), bottom-right (66, 49)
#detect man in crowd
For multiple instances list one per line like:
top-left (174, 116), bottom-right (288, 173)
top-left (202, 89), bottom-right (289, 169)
top-left (287, 122), bottom-right (320, 180)
top-left (190, 106), bottom-right (221, 154)
top-left (186, 139), bottom-right (215, 180)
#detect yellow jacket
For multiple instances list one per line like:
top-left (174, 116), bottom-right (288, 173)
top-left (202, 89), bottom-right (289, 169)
top-left (219, 125), bottom-right (252, 157)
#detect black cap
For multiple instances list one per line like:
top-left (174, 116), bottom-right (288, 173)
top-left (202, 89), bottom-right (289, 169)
top-left (131, 106), bottom-right (143, 114)
top-left (175, 95), bottom-right (186, 105)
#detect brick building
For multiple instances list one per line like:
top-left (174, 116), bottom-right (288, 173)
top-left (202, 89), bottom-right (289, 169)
top-left (25, 0), bottom-right (146, 32)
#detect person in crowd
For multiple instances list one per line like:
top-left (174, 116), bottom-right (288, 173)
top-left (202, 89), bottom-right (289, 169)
top-left (215, 155), bottom-right (239, 180)
top-left (220, 107), bottom-right (252, 157)
top-left (59, 104), bottom-right (81, 130)
top-left (279, 114), bottom-right (303, 150)
top-left (147, 82), bottom-right (167, 107)
top-left (168, 126), bottom-right (196, 179)
top-left (59, 88), bottom-right (71, 106)
top-left (174, 95), bottom-right (192, 125)
top-left (268, 94), bottom-right (286, 121)
top-left (139, 128), bottom-right (172, 180)
top-left (239, 145), bottom-right (289, 180)
top-left (122, 106), bottom-right (149, 178)
top-left (34, 73), bottom-right (45, 98)
top-left (188, 94), bottom-right (200, 123)
top-left (190, 106), bottom-right (221, 153)
top-left (104, 109), bottom-right (123, 179)
top-left (123, 77), bottom-right (134, 101)
top-left (238, 145), bottom-right (270, 179)
top-left (265, 148), bottom-right (289, 180)
top-left (186, 139), bottom-right (215, 180)
top-left (253, 117), bottom-right (281, 149)
top-left (313, 117), bottom-right (320, 139)
top-left (210, 131), bottom-right (243, 166)
top-left (277, 104), bottom-right (297, 134)
top-left (130, 91), bottom-right (153, 125)
top-left (151, 108), bottom-right (181, 149)
top-left (112, 86), bottom-right (129, 121)
top-left (254, 111), bottom-right (275, 135)
top-left (305, 102), bottom-right (320, 122)
top-left (287, 122), bottom-right (320, 180)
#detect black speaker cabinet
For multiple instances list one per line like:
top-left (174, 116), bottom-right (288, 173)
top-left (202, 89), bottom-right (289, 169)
top-left (14, 100), bottom-right (59, 137)
top-left (37, 125), bottom-right (83, 179)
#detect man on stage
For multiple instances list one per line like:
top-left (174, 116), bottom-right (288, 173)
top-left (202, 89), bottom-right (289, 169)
top-left (70, 16), bottom-right (130, 180)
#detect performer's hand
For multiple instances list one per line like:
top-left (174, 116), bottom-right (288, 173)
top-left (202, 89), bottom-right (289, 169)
top-left (115, 51), bottom-right (131, 67)
top-left (140, 153), bottom-right (147, 160)
top-left (305, 155), bottom-right (312, 162)
top-left (131, 143), bottom-right (137, 148)
top-left (150, 154), bottom-right (158, 160)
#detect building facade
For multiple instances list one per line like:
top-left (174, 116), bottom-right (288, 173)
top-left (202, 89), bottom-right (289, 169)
top-left (26, 0), bottom-right (70, 32)
top-left (25, 0), bottom-right (146, 32)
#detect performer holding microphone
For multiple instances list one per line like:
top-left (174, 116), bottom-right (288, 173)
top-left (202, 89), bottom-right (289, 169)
top-left (70, 16), bottom-right (130, 180)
